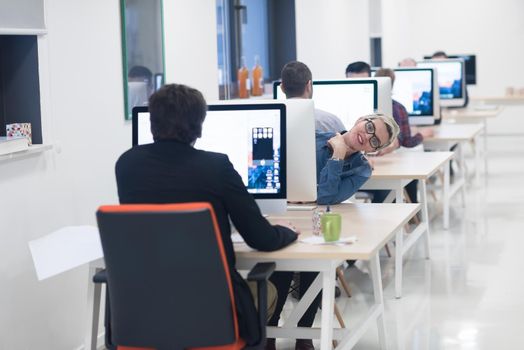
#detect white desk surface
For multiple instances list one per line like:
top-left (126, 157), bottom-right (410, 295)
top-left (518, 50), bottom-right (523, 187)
top-left (424, 123), bottom-right (484, 143)
top-left (471, 95), bottom-right (524, 104)
top-left (368, 151), bottom-right (453, 180)
top-left (442, 106), bottom-right (504, 119)
top-left (235, 203), bottom-right (420, 261)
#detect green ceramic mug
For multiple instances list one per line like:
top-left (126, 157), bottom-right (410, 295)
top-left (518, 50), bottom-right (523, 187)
top-left (321, 212), bottom-right (342, 242)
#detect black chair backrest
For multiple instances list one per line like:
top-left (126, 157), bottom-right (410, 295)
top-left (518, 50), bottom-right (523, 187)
top-left (97, 203), bottom-right (239, 350)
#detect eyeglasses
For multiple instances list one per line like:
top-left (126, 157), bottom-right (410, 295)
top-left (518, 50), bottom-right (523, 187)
top-left (364, 118), bottom-right (381, 150)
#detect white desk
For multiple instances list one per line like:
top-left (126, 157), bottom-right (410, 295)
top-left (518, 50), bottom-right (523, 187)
top-left (360, 151), bottom-right (453, 296)
top-left (84, 203), bottom-right (420, 350)
top-left (442, 107), bottom-right (503, 175)
top-left (235, 203), bottom-right (419, 350)
top-left (471, 95), bottom-right (524, 105)
top-left (423, 123), bottom-right (484, 228)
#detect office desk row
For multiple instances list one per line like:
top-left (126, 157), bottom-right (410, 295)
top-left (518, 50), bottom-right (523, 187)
top-left (85, 203), bottom-right (420, 350)
top-left (362, 151), bottom-right (452, 298)
top-left (84, 121), bottom-right (493, 350)
top-left (442, 106), bottom-right (504, 175)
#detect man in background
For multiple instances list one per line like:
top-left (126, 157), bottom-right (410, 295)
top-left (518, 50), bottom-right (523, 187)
top-left (280, 61), bottom-right (345, 133)
top-left (116, 83), bottom-right (298, 347)
top-left (345, 61), bottom-right (371, 78)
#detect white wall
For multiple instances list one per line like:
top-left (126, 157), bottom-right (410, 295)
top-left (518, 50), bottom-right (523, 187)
top-left (381, 0), bottom-right (524, 96)
top-left (0, 0), bottom-right (219, 349)
top-left (164, 0), bottom-right (219, 100)
top-left (295, 0), bottom-right (370, 80)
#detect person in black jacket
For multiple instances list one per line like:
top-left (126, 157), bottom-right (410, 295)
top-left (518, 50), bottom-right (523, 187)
top-left (115, 83), bottom-right (298, 346)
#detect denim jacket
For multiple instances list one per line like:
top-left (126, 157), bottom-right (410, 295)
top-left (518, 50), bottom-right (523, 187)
top-left (316, 131), bottom-right (372, 205)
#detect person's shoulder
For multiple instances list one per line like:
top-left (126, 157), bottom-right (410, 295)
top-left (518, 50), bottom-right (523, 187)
top-left (315, 108), bottom-right (338, 119)
top-left (315, 130), bottom-right (336, 144)
top-left (115, 144), bottom-right (153, 175)
top-left (117, 144), bottom-right (149, 163)
top-left (316, 130), bottom-right (336, 138)
top-left (392, 99), bottom-right (407, 110)
top-left (392, 99), bottom-right (408, 115)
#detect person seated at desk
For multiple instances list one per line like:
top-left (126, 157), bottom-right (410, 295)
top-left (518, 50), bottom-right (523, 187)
top-left (431, 50), bottom-right (469, 107)
top-left (280, 60), bottom-right (345, 133)
top-left (316, 114), bottom-right (399, 204)
top-left (115, 84), bottom-right (299, 346)
top-left (345, 61), bottom-right (372, 78)
top-left (375, 68), bottom-right (434, 149)
top-left (371, 68), bottom-right (434, 203)
top-left (267, 113), bottom-right (399, 350)
top-left (398, 57), bottom-right (417, 67)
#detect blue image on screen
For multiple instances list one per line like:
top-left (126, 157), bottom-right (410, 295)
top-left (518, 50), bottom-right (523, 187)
top-left (247, 148), bottom-right (281, 191)
top-left (440, 79), bottom-right (463, 99)
top-left (247, 126), bottom-right (281, 193)
top-left (412, 90), bottom-right (433, 115)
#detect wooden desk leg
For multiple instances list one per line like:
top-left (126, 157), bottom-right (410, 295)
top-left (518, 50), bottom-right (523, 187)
top-left (395, 186), bottom-right (404, 299)
top-left (370, 253), bottom-right (388, 350)
top-left (334, 304), bottom-right (346, 328)
top-left (84, 265), bottom-right (102, 350)
top-left (443, 161), bottom-right (450, 230)
top-left (319, 262), bottom-right (336, 350)
top-left (420, 180), bottom-right (431, 259)
top-left (336, 266), bottom-right (352, 297)
top-left (384, 244), bottom-right (392, 258)
top-left (333, 304), bottom-right (346, 348)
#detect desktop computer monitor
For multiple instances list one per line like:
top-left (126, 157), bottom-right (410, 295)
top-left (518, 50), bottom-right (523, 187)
top-left (391, 68), bottom-right (440, 125)
top-left (273, 79), bottom-right (378, 131)
top-left (278, 99), bottom-right (316, 203)
top-left (207, 99), bottom-right (317, 203)
top-left (425, 54), bottom-right (476, 85)
top-left (348, 77), bottom-right (393, 118)
top-left (132, 104), bottom-right (287, 214)
top-left (417, 58), bottom-right (466, 107)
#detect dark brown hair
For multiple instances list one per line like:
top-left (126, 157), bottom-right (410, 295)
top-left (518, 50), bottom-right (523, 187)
top-left (280, 61), bottom-right (312, 98)
top-left (148, 84), bottom-right (207, 144)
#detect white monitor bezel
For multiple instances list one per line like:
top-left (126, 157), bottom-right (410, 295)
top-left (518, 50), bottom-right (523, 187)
top-left (273, 79), bottom-right (378, 131)
top-left (393, 67), bottom-right (441, 126)
top-left (417, 58), bottom-right (466, 108)
top-left (209, 99), bottom-right (317, 203)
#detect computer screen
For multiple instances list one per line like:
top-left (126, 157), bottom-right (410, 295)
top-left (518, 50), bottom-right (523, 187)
top-left (273, 80), bottom-right (377, 130)
top-left (371, 67), bottom-right (440, 125)
top-left (417, 59), bottom-right (465, 107)
top-left (424, 54), bottom-right (476, 85)
top-left (133, 103), bottom-right (286, 197)
top-left (392, 69), bottom-right (434, 116)
top-left (204, 99), bottom-right (317, 203)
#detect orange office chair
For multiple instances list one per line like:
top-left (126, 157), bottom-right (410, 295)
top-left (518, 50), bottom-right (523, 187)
top-left (93, 203), bottom-right (275, 350)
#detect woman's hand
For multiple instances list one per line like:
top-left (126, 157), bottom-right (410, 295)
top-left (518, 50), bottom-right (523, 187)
top-left (328, 133), bottom-right (348, 159)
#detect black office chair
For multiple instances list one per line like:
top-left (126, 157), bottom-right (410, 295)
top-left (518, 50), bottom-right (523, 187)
top-left (93, 202), bottom-right (275, 350)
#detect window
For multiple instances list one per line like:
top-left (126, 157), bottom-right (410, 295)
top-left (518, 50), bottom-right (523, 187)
top-left (216, 0), bottom-right (297, 99)
top-left (370, 37), bottom-right (382, 68)
top-left (0, 35), bottom-right (42, 144)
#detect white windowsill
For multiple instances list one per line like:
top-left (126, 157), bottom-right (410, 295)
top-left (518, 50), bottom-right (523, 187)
top-left (0, 28), bottom-right (48, 35)
top-left (0, 144), bottom-right (53, 163)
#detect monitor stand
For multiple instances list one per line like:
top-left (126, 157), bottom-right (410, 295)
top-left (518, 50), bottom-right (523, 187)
top-left (256, 199), bottom-right (287, 215)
